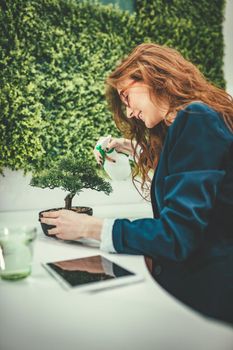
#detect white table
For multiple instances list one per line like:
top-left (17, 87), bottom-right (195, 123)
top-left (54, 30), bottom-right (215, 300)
top-left (0, 210), bottom-right (233, 350)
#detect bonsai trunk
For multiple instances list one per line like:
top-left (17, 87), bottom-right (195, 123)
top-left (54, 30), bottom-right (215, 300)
top-left (64, 193), bottom-right (75, 210)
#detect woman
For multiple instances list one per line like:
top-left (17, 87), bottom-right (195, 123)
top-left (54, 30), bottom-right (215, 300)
top-left (41, 43), bottom-right (233, 272)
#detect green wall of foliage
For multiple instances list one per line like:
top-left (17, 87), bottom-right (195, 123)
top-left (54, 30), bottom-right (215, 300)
top-left (0, 0), bottom-right (226, 173)
top-left (135, 0), bottom-right (226, 88)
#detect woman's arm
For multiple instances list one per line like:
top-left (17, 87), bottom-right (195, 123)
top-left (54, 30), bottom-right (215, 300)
top-left (111, 103), bottom-right (232, 261)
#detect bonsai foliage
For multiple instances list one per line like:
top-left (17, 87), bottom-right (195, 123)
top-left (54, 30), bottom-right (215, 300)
top-left (30, 156), bottom-right (113, 210)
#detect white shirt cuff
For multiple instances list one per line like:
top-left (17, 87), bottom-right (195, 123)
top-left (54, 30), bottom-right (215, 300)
top-left (100, 218), bottom-right (117, 253)
top-left (101, 256), bottom-right (114, 276)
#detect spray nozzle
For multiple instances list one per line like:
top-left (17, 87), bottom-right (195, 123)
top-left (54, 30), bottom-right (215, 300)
top-left (99, 135), bottom-right (112, 150)
top-left (95, 135), bottom-right (114, 158)
top-left (95, 135), bottom-right (131, 180)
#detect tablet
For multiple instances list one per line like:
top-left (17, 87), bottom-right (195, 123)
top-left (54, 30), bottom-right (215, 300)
top-left (42, 255), bottom-right (144, 292)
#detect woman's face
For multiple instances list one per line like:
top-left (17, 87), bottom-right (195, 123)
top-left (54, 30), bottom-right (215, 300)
top-left (117, 79), bottom-right (169, 128)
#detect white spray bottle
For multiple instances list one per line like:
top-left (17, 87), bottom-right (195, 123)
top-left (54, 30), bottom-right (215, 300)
top-left (95, 135), bottom-right (131, 181)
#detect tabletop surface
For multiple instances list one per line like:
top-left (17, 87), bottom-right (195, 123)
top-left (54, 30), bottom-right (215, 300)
top-left (0, 210), bottom-right (233, 350)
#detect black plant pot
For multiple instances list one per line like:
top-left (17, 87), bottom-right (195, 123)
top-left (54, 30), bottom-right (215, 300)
top-left (39, 206), bottom-right (93, 238)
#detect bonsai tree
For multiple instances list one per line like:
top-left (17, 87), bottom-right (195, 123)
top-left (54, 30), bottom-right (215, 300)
top-left (30, 156), bottom-right (112, 210)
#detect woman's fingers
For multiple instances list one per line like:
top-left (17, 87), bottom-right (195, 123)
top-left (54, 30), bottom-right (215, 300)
top-left (94, 151), bottom-right (114, 164)
top-left (40, 217), bottom-right (57, 226)
top-left (107, 138), bottom-right (132, 155)
top-left (93, 136), bottom-right (108, 164)
top-left (41, 210), bottom-right (60, 218)
top-left (105, 154), bottom-right (115, 162)
top-left (55, 233), bottom-right (66, 240)
top-left (47, 227), bottom-right (59, 235)
top-left (107, 139), bottom-right (119, 150)
top-left (93, 148), bottom-right (103, 165)
top-left (93, 136), bottom-right (133, 165)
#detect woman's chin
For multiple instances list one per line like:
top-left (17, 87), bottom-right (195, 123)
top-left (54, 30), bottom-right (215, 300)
top-left (146, 119), bottom-right (162, 129)
top-left (145, 121), bottom-right (154, 128)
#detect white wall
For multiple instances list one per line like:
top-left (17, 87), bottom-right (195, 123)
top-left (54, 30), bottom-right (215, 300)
top-left (1, 1), bottom-right (232, 213)
top-left (0, 169), bottom-right (152, 214)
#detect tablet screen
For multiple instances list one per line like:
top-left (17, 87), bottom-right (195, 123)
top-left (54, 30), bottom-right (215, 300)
top-left (44, 255), bottom-right (136, 289)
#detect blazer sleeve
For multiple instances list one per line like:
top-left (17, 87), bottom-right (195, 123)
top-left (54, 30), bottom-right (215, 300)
top-left (112, 103), bottom-right (230, 261)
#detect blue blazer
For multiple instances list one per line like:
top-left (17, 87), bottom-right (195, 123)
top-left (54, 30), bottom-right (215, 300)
top-left (112, 103), bottom-right (233, 270)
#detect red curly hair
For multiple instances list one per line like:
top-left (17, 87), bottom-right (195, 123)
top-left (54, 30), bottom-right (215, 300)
top-left (106, 43), bottom-right (233, 199)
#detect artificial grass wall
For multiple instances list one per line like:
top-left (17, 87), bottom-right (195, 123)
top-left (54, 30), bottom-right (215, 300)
top-left (0, 0), bottom-right (225, 173)
top-left (135, 0), bottom-right (226, 88)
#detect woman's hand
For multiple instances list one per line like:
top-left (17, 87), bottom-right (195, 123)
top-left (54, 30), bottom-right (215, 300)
top-left (40, 209), bottom-right (103, 241)
top-left (93, 136), bottom-right (134, 165)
